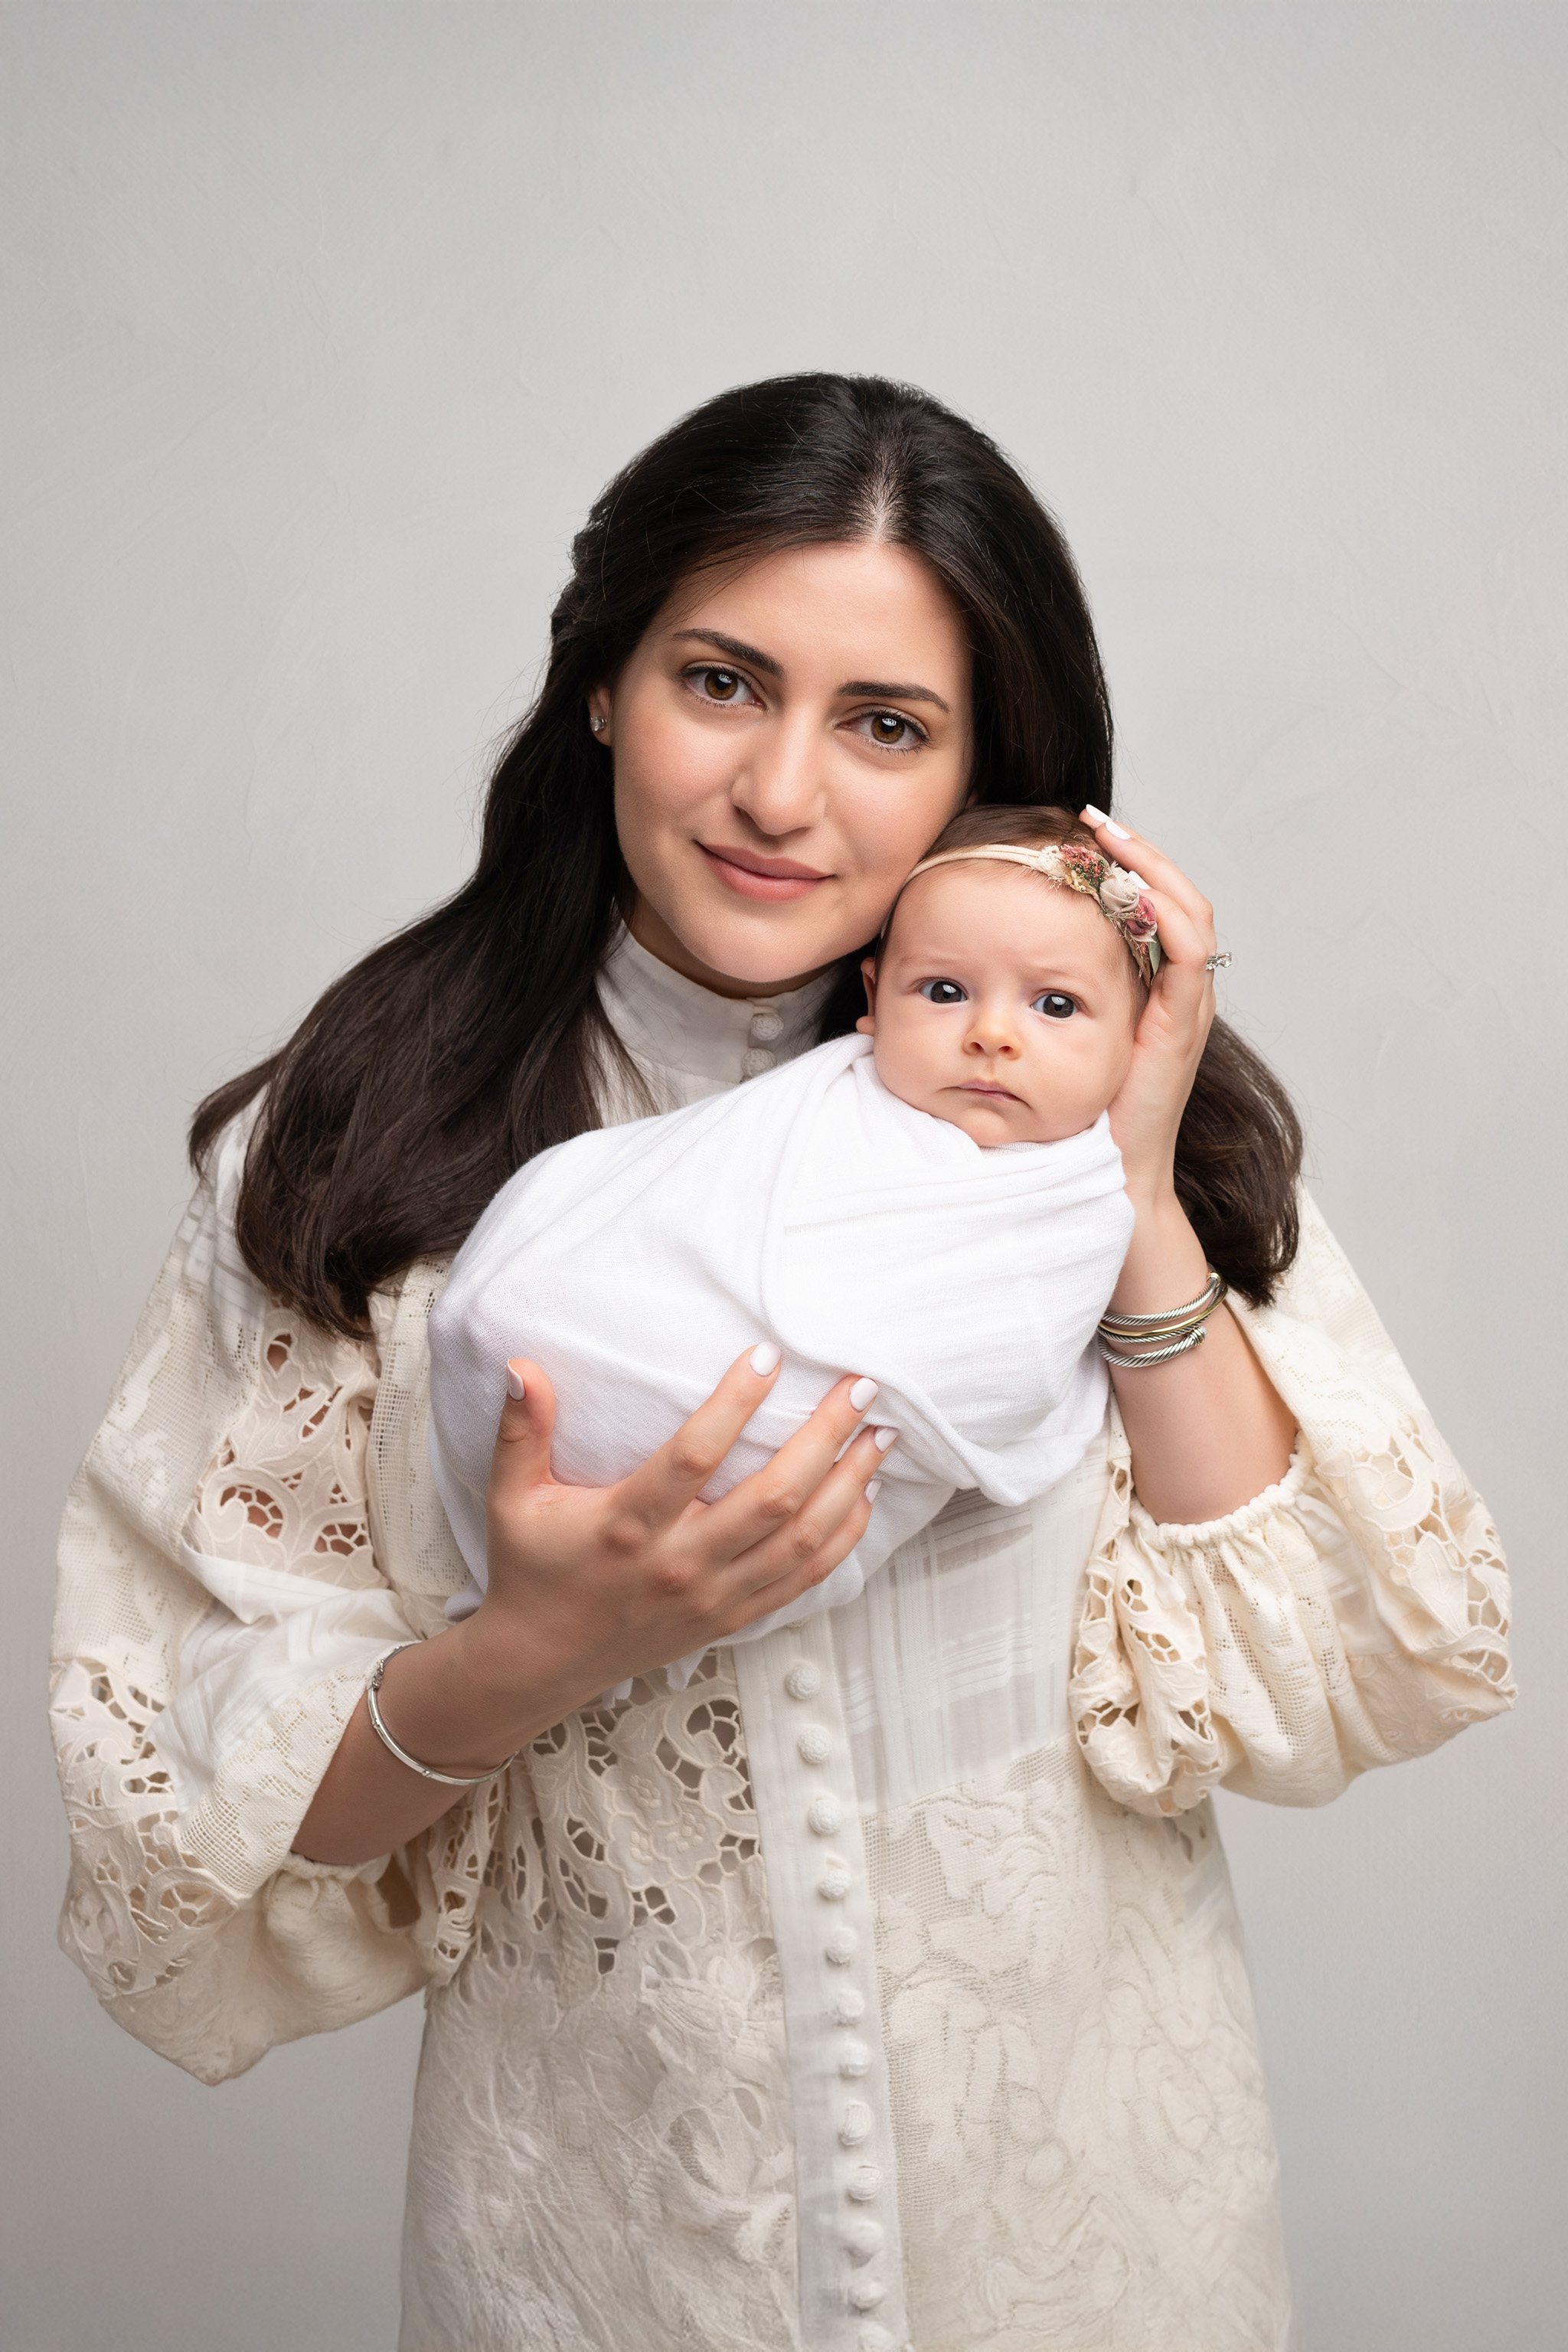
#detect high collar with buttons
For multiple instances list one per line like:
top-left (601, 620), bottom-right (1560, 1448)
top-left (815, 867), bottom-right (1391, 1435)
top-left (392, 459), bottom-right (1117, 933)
top-left (597, 923), bottom-right (841, 1105)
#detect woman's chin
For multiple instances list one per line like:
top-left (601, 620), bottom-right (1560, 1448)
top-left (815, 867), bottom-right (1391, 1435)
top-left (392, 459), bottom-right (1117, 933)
top-left (674, 900), bottom-right (861, 994)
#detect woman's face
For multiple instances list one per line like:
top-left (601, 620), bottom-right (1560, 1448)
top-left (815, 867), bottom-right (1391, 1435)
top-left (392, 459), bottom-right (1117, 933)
top-left (596, 541), bottom-right (975, 996)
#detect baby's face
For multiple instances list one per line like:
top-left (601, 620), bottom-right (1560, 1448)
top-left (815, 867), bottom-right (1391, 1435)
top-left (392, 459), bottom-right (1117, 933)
top-left (859, 862), bottom-right (1143, 1145)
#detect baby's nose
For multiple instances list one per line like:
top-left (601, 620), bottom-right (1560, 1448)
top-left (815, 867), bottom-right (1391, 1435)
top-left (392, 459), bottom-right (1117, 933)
top-left (968, 1016), bottom-right (1019, 1055)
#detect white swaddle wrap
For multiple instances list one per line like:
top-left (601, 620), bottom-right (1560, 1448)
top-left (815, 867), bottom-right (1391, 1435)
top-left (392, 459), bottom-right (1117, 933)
top-left (429, 1034), bottom-right (1134, 1680)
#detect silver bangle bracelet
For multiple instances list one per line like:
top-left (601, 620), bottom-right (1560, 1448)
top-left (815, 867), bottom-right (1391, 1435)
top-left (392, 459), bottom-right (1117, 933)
top-left (1099, 1325), bottom-right (1210, 1370)
top-left (1099, 1268), bottom-right (1225, 1334)
top-left (1100, 1314), bottom-right (1213, 1348)
top-left (365, 1643), bottom-right (517, 1788)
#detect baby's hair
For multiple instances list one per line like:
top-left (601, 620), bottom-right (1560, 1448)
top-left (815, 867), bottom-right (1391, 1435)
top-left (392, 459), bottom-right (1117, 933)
top-left (878, 802), bottom-right (1303, 1304)
top-left (929, 801), bottom-right (1102, 859)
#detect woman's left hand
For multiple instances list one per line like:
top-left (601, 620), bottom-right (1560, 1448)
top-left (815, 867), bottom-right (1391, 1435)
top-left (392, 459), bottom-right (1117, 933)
top-left (1075, 805), bottom-right (1293, 1524)
top-left (1079, 808), bottom-right (1220, 1204)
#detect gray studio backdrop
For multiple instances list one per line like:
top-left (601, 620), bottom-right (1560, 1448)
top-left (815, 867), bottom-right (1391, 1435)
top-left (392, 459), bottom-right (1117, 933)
top-left (5, 7), bottom-right (1563, 2349)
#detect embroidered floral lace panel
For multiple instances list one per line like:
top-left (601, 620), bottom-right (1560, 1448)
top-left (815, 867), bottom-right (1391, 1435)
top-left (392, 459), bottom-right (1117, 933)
top-left (866, 1745), bottom-right (1291, 2350)
top-left (402, 1651), bottom-right (809, 2352)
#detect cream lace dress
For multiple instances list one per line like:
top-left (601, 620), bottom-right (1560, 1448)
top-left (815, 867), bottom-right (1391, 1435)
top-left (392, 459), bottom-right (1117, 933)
top-left (51, 929), bottom-right (1514, 2352)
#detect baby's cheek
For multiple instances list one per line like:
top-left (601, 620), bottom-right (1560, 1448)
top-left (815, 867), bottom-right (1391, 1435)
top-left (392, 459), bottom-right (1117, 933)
top-left (869, 1024), bottom-right (912, 1101)
top-left (874, 1018), bottom-right (948, 1116)
top-left (1034, 1031), bottom-right (1121, 1125)
top-left (1090, 1044), bottom-right (1135, 1120)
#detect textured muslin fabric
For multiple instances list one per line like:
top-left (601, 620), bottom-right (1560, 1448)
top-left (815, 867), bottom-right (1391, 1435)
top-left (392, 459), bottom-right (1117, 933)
top-left (49, 922), bottom-right (1514, 2350)
top-left (428, 1032), bottom-right (1134, 1665)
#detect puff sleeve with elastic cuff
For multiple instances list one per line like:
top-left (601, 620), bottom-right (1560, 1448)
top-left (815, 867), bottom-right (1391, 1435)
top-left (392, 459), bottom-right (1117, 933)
top-left (1069, 1190), bottom-right (1513, 1815)
top-left (50, 1116), bottom-right (450, 2082)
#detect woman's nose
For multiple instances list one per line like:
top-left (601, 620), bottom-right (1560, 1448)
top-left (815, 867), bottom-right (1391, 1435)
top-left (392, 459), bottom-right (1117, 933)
top-left (728, 714), bottom-right (828, 836)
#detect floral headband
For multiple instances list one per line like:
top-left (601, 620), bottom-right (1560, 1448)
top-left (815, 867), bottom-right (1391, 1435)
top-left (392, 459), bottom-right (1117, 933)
top-left (887, 842), bottom-right (1162, 985)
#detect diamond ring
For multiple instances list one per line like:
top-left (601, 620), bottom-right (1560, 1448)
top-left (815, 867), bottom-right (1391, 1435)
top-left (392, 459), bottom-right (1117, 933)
top-left (1204, 952), bottom-right (1233, 973)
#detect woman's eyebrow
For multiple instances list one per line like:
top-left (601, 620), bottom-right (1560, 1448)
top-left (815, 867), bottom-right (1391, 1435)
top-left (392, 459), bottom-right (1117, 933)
top-left (838, 677), bottom-right (951, 712)
top-left (671, 629), bottom-right (951, 714)
top-left (670, 627), bottom-right (782, 676)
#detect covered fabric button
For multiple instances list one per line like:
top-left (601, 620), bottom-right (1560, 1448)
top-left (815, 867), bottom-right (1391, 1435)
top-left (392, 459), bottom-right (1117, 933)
top-left (805, 1793), bottom-right (843, 1835)
top-left (818, 1863), bottom-right (852, 1902)
top-left (842, 2216), bottom-right (884, 2258)
top-left (740, 1046), bottom-right (776, 1079)
top-left (845, 2161), bottom-right (882, 2202)
top-left (857, 2321), bottom-right (897, 2350)
top-left (748, 1006), bottom-right (785, 1042)
top-left (824, 1925), bottom-right (858, 1965)
top-left (838, 2038), bottom-right (871, 2077)
top-left (848, 2277), bottom-right (887, 2311)
top-left (784, 1662), bottom-right (821, 1700)
top-left (829, 1987), bottom-right (866, 2027)
top-left (838, 2100), bottom-right (874, 2147)
top-left (796, 1726), bottom-right (831, 1765)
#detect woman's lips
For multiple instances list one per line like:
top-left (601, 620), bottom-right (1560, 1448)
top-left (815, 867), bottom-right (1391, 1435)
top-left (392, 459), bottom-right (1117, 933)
top-left (699, 843), bottom-right (831, 903)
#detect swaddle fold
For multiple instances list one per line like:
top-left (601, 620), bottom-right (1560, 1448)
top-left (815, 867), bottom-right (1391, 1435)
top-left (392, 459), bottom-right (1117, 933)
top-left (429, 1034), bottom-right (1133, 1680)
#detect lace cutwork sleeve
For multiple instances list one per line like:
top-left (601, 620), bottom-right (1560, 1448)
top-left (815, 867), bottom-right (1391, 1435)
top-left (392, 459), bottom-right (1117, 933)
top-left (1068, 1191), bottom-right (1513, 1817)
top-left (51, 1116), bottom-right (432, 2082)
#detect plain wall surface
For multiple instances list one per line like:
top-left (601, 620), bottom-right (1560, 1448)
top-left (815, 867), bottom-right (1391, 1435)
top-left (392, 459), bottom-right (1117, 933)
top-left (5, 6), bottom-right (1563, 2347)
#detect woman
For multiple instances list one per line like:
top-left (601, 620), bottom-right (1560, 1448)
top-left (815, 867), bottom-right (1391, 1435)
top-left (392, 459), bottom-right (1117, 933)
top-left (53, 375), bottom-right (1512, 2352)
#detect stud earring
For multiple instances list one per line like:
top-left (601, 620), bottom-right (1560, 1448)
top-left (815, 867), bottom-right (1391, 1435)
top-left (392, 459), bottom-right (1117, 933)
top-left (590, 714), bottom-right (606, 732)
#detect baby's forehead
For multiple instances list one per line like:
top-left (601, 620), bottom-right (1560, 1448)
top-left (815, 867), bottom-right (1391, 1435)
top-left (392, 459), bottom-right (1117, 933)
top-left (889, 858), bottom-right (1116, 956)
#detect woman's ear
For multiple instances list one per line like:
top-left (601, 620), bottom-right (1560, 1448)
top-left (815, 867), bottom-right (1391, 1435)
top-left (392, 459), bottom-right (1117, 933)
top-left (855, 956), bottom-right (878, 1035)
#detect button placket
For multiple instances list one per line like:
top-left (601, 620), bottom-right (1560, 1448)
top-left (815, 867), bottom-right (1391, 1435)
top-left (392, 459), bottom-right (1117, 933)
top-left (760, 1638), bottom-right (898, 2343)
top-left (740, 1001), bottom-right (784, 1083)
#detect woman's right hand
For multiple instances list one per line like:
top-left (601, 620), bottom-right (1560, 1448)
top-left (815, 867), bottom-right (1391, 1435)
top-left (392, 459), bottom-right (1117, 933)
top-left (473, 1347), bottom-right (890, 1706)
top-left (293, 1352), bottom-right (890, 1865)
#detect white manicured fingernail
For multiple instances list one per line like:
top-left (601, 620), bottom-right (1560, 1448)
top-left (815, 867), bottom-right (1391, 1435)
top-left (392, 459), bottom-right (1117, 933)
top-left (874, 1426), bottom-right (897, 1452)
top-left (1103, 818), bottom-right (1132, 840)
top-left (865, 1478), bottom-right (883, 1502)
top-left (505, 1364), bottom-right (526, 1400)
top-left (750, 1341), bottom-right (782, 1375)
top-left (848, 1377), bottom-right (878, 1410)
top-left (1081, 804), bottom-right (1110, 827)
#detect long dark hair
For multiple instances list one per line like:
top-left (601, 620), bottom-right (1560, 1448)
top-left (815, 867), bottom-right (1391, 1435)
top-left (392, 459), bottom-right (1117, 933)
top-left (193, 371), bottom-right (1295, 1328)
top-left (887, 804), bottom-right (1302, 1302)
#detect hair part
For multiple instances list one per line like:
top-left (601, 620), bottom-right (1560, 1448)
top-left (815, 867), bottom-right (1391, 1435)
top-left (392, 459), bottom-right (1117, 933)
top-left (190, 374), bottom-right (1295, 1327)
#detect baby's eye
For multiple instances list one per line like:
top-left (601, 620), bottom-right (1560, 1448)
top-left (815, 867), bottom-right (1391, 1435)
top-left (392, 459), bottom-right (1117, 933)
top-left (1032, 991), bottom-right (1076, 1021)
top-left (919, 978), bottom-right (968, 1006)
top-left (685, 665), bottom-right (758, 707)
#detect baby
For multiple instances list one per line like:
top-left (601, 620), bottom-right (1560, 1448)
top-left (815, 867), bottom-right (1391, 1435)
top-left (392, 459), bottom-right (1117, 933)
top-left (429, 808), bottom-right (1158, 1671)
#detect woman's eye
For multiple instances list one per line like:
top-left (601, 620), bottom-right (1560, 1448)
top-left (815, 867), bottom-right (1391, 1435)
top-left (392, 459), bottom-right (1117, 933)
top-left (1033, 991), bottom-right (1076, 1021)
top-left (857, 709), bottom-right (926, 750)
top-left (919, 978), bottom-right (968, 1006)
top-left (687, 665), bottom-right (756, 706)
